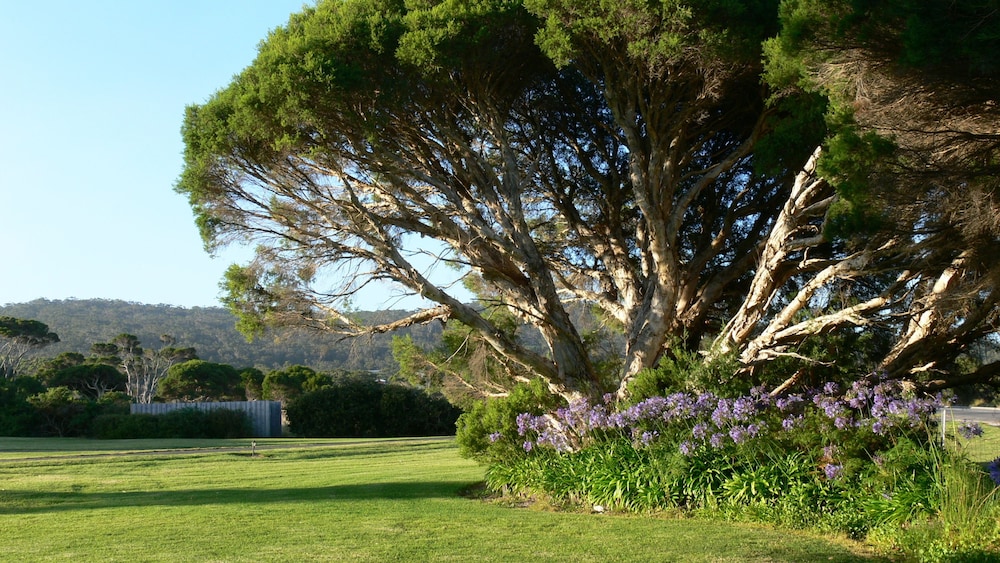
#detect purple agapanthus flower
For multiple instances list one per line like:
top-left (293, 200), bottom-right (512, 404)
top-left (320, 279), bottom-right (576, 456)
top-left (729, 425), bottom-right (747, 444)
top-left (781, 415), bottom-right (800, 430)
top-left (957, 420), bottom-right (984, 440)
top-left (678, 441), bottom-right (692, 456)
top-left (824, 464), bottom-right (843, 480)
top-left (516, 412), bottom-right (532, 435)
top-left (871, 419), bottom-right (886, 435)
top-left (988, 457), bottom-right (1000, 486)
top-left (638, 430), bottom-right (659, 446)
top-left (775, 394), bottom-right (804, 411)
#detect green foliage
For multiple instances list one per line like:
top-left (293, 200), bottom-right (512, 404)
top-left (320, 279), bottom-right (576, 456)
top-left (752, 91), bottom-right (828, 176)
top-left (27, 387), bottom-right (96, 437)
top-left (397, 0), bottom-right (538, 76)
top-left (861, 437), bottom-right (943, 528)
top-left (90, 413), bottom-right (161, 440)
top-left (286, 380), bottom-right (459, 438)
top-left (455, 378), bottom-right (562, 462)
top-left (159, 360), bottom-right (244, 402)
top-left (625, 346), bottom-right (740, 402)
top-left (0, 315), bottom-right (60, 378)
top-left (526, 0), bottom-right (779, 70)
top-left (0, 316), bottom-right (59, 344)
top-left (240, 367), bottom-right (265, 400)
top-left (90, 408), bottom-right (252, 440)
top-left (378, 384), bottom-right (460, 437)
top-left (816, 117), bottom-right (896, 239)
top-left (36, 362), bottom-right (126, 400)
top-left (753, 325), bottom-right (894, 391)
top-left (865, 445), bottom-right (1000, 561)
top-left (96, 391), bottom-right (131, 416)
top-left (392, 310), bottom-right (533, 409)
top-left (218, 264), bottom-right (283, 340)
top-left (262, 364), bottom-right (332, 402)
top-left (0, 377), bottom-right (44, 435)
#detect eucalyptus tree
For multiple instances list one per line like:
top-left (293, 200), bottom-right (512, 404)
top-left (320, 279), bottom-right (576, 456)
top-left (0, 316), bottom-right (59, 379)
top-left (159, 360), bottom-right (244, 402)
top-left (37, 353), bottom-right (126, 400)
top-left (755, 0), bottom-right (1000, 391)
top-left (179, 0), bottom-right (999, 401)
top-left (92, 334), bottom-right (197, 404)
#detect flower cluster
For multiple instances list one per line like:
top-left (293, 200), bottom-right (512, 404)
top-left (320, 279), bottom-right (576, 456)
top-left (511, 378), bottom-right (941, 459)
top-left (956, 420), bottom-right (984, 440)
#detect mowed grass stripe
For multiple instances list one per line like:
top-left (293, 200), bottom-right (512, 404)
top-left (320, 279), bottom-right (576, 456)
top-left (0, 438), bottom-right (881, 562)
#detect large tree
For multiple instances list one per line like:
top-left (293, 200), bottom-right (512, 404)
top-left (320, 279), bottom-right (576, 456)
top-left (179, 0), bottom-right (999, 401)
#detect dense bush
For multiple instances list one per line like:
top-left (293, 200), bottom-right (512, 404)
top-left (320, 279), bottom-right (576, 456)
top-left (380, 383), bottom-right (461, 437)
top-left (0, 377), bottom-right (44, 436)
top-left (91, 413), bottom-right (161, 439)
top-left (456, 378), bottom-right (563, 462)
top-left (90, 407), bottom-right (252, 439)
top-left (28, 387), bottom-right (99, 437)
top-left (287, 380), bottom-right (461, 438)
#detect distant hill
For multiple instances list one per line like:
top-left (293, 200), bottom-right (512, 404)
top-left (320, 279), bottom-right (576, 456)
top-left (0, 299), bottom-right (444, 373)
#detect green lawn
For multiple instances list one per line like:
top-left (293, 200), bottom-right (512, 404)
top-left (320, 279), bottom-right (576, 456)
top-left (0, 437), bottom-right (883, 562)
top-left (944, 419), bottom-right (1000, 464)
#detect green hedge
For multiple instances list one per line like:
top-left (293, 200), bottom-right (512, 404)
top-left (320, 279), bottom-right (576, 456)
top-left (287, 381), bottom-right (461, 438)
top-left (91, 408), bottom-right (252, 439)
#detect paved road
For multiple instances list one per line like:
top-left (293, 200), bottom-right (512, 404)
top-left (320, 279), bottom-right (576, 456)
top-left (945, 406), bottom-right (1000, 425)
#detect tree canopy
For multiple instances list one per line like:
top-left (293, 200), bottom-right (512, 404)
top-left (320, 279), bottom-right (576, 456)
top-left (179, 0), bottom-right (999, 402)
top-left (159, 360), bottom-right (244, 402)
top-left (0, 316), bottom-right (59, 379)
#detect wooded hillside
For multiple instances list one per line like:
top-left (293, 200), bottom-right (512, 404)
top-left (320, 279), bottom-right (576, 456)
top-left (0, 299), bottom-right (443, 373)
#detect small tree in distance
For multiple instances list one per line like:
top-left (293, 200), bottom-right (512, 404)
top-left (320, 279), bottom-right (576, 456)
top-left (91, 334), bottom-right (196, 404)
top-left (0, 316), bottom-right (59, 379)
top-left (159, 360), bottom-right (245, 402)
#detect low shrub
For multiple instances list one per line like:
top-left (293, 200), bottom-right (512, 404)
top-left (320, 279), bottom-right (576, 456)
top-left (91, 413), bottom-right (161, 439)
top-left (456, 378), bottom-right (563, 463)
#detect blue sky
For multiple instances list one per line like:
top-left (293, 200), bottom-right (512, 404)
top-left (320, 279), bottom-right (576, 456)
top-left (1, 1), bottom-right (459, 310)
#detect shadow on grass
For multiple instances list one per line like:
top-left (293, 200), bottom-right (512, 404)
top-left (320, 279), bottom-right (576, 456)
top-left (0, 480), bottom-right (474, 514)
top-left (2, 437), bottom-right (456, 464)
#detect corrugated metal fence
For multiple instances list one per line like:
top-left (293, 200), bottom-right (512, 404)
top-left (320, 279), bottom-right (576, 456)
top-left (131, 401), bottom-right (283, 438)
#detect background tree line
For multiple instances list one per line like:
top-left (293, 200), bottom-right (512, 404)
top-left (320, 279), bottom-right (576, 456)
top-left (0, 311), bottom-right (460, 438)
